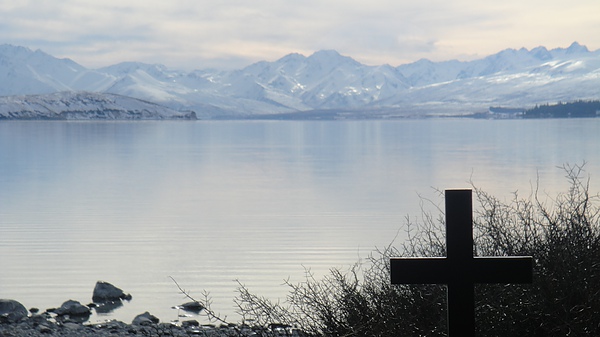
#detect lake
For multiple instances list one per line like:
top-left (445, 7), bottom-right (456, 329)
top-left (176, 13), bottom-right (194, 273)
top-left (0, 118), bottom-right (598, 324)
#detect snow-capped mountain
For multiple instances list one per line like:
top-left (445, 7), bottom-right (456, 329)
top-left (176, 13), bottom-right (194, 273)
top-left (218, 50), bottom-right (410, 111)
top-left (395, 42), bottom-right (595, 86)
top-left (385, 43), bottom-right (600, 113)
top-left (0, 92), bottom-right (196, 120)
top-left (0, 42), bottom-right (598, 118)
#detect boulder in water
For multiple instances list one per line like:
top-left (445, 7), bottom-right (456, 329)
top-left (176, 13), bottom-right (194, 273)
top-left (92, 281), bottom-right (131, 302)
top-left (179, 301), bottom-right (204, 313)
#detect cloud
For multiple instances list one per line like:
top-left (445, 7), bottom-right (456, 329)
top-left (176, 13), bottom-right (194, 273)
top-left (1, 0), bottom-right (599, 69)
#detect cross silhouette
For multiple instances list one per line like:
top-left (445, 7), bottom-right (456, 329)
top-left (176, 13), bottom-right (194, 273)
top-left (390, 189), bottom-right (533, 336)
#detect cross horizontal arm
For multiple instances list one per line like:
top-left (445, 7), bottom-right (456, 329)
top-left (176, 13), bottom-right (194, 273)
top-left (472, 256), bottom-right (533, 284)
top-left (391, 256), bottom-right (533, 285)
top-left (391, 258), bottom-right (448, 284)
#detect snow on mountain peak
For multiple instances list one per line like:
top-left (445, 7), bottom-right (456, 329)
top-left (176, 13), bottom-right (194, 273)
top-left (530, 46), bottom-right (552, 61)
top-left (309, 49), bottom-right (342, 58)
top-left (0, 44), bottom-right (31, 56)
top-left (278, 52), bottom-right (306, 63)
top-left (566, 41), bottom-right (589, 54)
top-left (307, 49), bottom-right (360, 67)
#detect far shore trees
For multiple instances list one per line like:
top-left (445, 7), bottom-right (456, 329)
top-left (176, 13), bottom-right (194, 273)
top-left (524, 100), bottom-right (600, 118)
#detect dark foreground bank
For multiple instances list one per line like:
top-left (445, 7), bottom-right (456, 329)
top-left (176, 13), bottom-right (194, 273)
top-left (1, 304), bottom-right (305, 337)
top-left (0, 317), bottom-right (304, 337)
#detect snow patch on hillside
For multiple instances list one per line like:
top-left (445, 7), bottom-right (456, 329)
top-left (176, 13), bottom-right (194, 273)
top-left (0, 92), bottom-right (196, 120)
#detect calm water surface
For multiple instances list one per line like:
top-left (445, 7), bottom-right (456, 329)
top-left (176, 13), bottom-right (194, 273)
top-left (0, 119), bottom-right (598, 323)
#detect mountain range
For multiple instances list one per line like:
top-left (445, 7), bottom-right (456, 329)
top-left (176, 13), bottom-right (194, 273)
top-left (0, 42), bottom-right (599, 119)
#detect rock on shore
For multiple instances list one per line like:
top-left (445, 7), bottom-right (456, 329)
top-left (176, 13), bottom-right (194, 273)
top-left (0, 299), bottom-right (28, 323)
top-left (50, 300), bottom-right (91, 323)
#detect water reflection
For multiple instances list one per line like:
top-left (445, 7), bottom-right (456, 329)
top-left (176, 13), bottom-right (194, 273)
top-left (93, 301), bottom-right (124, 315)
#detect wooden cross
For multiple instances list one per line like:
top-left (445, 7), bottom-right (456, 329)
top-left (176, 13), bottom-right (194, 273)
top-left (390, 189), bottom-right (533, 336)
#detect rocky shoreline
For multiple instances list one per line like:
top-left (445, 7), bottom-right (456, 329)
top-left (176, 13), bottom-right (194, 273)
top-left (0, 316), bottom-right (302, 337)
top-left (1, 302), bottom-right (304, 337)
top-left (1, 315), bottom-right (214, 337)
top-left (1, 282), bottom-right (305, 337)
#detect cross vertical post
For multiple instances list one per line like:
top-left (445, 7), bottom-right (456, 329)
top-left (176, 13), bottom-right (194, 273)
top-left (445, 189), bottom-right (475, 336)
top-left (390, 189), bottom-right (533, 337)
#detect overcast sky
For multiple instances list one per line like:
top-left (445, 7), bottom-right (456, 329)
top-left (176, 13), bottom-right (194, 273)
top-left (2, 0), bottom-right (599, 70)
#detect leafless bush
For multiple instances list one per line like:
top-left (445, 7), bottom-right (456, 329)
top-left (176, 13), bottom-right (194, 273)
top-left (473, 163), bottom-right (600, 336)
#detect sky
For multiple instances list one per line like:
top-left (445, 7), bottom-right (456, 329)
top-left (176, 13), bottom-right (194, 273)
top-left (1, 0), bottom-right (599, 70)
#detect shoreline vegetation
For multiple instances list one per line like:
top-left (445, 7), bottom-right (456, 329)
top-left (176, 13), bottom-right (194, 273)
top-left (2, 163), bottom-right (599, 336)
top-left (465, 100), bottom-right (600, 120)
top-left (523, 100), bottom-right (600, 118)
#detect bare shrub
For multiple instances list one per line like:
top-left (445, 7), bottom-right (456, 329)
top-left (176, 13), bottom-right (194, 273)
top-left (473, 164), bottom-right (600, 336)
